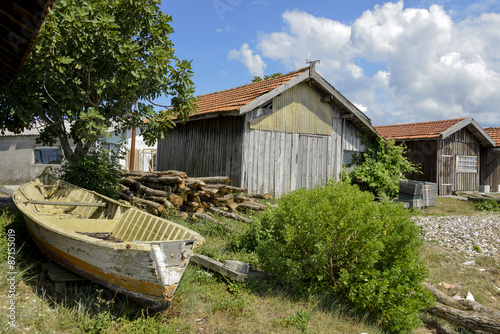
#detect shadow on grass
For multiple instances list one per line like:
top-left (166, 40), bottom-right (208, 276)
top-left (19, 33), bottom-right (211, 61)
top-left (0, 204), bottom-right (168, 326)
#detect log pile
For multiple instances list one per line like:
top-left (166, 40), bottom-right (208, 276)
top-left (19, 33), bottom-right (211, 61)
top-left (119, 170), bottom-right (271, 222)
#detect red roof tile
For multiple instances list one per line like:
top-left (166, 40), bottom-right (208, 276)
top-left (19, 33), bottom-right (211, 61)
top-left (194, 67), bottom-right (308, 116)
top-left (375, 118), bottom-right (468, 140)
top-left (485, 127), bottom-right (500, 147)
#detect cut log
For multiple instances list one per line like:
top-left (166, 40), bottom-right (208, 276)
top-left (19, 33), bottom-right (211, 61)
top-left (233, 195), bottom-right (246, 203)
top-left (168, 194), bottom-right (184, 207)
top-left (192, 176), bottom-right (231, 184)
top-left (120, 191), bottom-right (164, 214)
top-left (204, 184), bottom-right (229, 195)
top-left (225, 185), bottom-right (248, 193)
top-left (224, 203), bottom-right (239, 211)
top-left (121, 178), bottom-right (169, 197)
top-left (247, 193), bottom-right (272, 200)
top-left (236, 202), bottom-right (267, 211)
top-left (141, 195), bottom-right (167, 204)
top-left (209, 207), bottom-right (251, 223)
top-left (122, 170), bottom-right (187, 178)
top-left (194, 212), bottom-right (229, 228)
top-left (185, 179), bottom-right (207, 189)
top-left (157, 176), bottom-right (184, 184)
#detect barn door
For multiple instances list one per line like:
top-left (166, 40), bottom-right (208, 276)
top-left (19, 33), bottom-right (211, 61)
top-left (296, 134), bottom-right (329, 189)
top-left (440, 155), bottom-right (453, 195)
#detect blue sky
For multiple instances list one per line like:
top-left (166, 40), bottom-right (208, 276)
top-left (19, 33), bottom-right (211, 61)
top-left (159, 0), bottom-right (500, 127)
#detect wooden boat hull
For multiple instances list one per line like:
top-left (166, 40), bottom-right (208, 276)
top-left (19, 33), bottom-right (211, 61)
top-left (13, 172), bottom-right (204, 310)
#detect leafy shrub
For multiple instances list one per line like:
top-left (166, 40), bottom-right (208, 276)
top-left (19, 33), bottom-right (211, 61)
top-left (349, 138), bottom-right (420, 200)
top-left (56, 140), bottom-right (123, 199)
top-left (253, 182), bottom-right (433, 333)
top-left (474, 200), bottom-right (499, 212)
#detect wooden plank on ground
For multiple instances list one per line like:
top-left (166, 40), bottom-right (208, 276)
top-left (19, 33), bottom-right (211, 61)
top-left (191, 253), bottom-right (247, 282)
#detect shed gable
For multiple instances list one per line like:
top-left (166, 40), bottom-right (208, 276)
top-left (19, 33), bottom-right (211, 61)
top-left (248, 83), bottom-right (333, 136)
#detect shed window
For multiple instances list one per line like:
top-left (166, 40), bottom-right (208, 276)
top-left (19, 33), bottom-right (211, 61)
top-left (34, 148), bottom-right (62, 164)
top-left (343, 150), bottom-right (363, 167)
top-left (456, 155), bottom-right (477, 173)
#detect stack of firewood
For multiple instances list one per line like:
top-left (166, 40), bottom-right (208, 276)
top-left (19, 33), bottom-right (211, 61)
top-left (119, 170), bottom-right (271, 223)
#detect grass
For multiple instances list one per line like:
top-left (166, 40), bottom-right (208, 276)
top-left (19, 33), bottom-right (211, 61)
top-left (1, 194), bottom-right (499, 333)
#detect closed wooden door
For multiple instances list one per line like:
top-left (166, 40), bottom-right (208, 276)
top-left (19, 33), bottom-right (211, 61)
top-left (440, 155), bottom-right (454, 195)
top-left (296, 134), bottom-right (329, 189)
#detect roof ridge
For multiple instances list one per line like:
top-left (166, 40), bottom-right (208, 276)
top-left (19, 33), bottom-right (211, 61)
top-left (375, 117), bottom-right (468, 128)
top-left (195, 67), bottom-right (308, 99)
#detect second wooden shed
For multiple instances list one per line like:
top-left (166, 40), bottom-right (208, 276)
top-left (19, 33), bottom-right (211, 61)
top-left (375, 118), bottom-right (496, 195)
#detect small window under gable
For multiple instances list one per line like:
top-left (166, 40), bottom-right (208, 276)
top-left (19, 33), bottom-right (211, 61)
top-left (456, 155), bottom-right (477, 173)
top-left (34, 148), bottom-right (62, 164)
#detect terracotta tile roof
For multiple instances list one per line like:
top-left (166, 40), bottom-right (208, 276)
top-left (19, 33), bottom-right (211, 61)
top-left (375, 118), bottom-right (468, 140)
top-left (484, 127), bottom-right (500, 147)
top-left (194, 67), bottom-right (308, 116)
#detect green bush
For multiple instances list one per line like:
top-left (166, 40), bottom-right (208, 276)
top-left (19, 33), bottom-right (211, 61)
top-left (253, 182), bottom-right (433, 333)
top-left (474, 200), bottom-right (499, 212)
top-left (349, 138), bottom-right (420, 200)
top-left (57, 140), bottom-right (123, 199)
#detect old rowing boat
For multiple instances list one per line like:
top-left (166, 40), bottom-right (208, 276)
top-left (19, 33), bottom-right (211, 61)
top-left (12, 171), bottom-right (204, 310)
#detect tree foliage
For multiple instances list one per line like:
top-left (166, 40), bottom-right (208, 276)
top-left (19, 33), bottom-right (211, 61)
top-left (348, 138), bottom-right (420, 199)
top-left (0, 0), bottom-right (197, 163)
top-left (53, 139), bottom-right (124, 199)
top-left (252, 182), bottom-right (434, 333)
top-left (251, 73), bottom-right (283, 82)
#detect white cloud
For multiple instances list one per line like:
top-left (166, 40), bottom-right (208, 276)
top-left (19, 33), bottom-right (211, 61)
top-left (228, 43), bottom-right (267, 77)
top-left (234, 1), bottom-right (500, 126)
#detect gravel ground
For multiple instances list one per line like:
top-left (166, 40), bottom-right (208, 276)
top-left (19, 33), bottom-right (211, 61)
top-left (413, 214), bottom-right (500, 258)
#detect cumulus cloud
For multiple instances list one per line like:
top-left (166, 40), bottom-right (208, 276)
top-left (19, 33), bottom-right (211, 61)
top-left (231, 1), bottom-right (500, 126)
top-left (228, 43), bottom-right (267, 77)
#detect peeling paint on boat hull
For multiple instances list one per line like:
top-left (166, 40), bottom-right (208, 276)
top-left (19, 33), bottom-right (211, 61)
top-left (13, 172), bottom-right (205, 310)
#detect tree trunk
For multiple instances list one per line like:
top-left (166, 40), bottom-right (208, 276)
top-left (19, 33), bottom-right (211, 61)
top-left (427, 303), bottom-right (500, 334)
top-left (424, 283), bottom-right (500, 333)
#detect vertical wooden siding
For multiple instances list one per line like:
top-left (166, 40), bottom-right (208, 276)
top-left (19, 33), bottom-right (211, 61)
top-left (480, 148), bottom-right (500, 192)
top-left (156, 116), bottom-right (245, 185)
top-left (241, 86), bottom-right (368, 196)
top-left (403, 140), bottom-right (438, 182)
top-left (437, 128), bottom-right (480, 195)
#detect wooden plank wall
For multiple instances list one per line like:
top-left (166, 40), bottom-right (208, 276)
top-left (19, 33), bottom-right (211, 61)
top-left (241, 110), bottom-right (368, 197)
top-left (156, 116), bottom-right (245, 185)
top-left (437, 128), bottom-right (480, 195)
top-left (480, 148), bottom-right (500, 192)
top-left (402, 140), bottom-right (438, 182)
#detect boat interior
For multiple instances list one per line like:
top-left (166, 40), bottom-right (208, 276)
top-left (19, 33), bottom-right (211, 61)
top-left (14, 174), bottom-right (200, 244)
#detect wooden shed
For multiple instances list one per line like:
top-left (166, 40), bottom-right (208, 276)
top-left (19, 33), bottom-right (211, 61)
top-left (157, 64), bottom-right (381, 197)
top-left (375, 118), bottom-right (496, 195)
top-left (481, 127), bottom-right (500, 192)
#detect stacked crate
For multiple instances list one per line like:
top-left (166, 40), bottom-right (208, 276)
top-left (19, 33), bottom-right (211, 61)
top-left (422, 182), bottom-right (437, 207)
top-left (398, 180), bottom-right (437, 208)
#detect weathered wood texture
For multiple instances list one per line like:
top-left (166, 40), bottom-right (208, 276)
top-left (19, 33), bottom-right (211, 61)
top-left (403, 140), bottom-right (439, 182)
top-left (480, 148), bottom-right (500, 192)
top-left (191, 253), bottom-right (247, 282)
top-left (437, 128), bottom-right (481, 195)
top-left (156, 116), bottom-right (245, 187)
top-left (157, 83), bottom-right (370, 197)
top-left (241, 92), bottom-right (368, 197)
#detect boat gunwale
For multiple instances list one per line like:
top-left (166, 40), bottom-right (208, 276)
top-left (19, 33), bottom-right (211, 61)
top-left (13, 175), bottom-right (204, 249)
